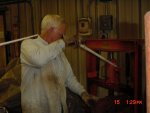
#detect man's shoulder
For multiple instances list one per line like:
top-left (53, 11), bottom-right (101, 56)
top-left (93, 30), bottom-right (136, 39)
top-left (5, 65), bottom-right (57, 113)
top-left (21, 38), bottom-right (36, 45)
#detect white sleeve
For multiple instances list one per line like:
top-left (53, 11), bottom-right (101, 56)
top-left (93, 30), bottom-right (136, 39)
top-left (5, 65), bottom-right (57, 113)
top-left (21, 39), bottom-right (65, 67)
top-left (64, 55), bottom-right (86, 96)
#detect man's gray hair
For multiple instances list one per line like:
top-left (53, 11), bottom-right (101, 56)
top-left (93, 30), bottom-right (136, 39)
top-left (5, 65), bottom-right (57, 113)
top-left (41, 14), bottom-right (65, 33)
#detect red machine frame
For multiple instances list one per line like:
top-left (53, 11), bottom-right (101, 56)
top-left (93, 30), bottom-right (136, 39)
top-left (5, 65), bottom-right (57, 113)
top-left (85, 39), bottom-right (143, 113)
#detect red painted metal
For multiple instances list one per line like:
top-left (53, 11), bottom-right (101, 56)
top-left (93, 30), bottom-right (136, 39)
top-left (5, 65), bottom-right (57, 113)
top-left (106, 59), bottom-right (119, 85)
top-left (85, 39), bottom-right (143, 113)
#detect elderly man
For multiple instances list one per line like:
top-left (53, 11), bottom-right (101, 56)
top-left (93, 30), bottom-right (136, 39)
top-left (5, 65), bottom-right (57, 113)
top-left (20, 14), bottom-right (93, 113)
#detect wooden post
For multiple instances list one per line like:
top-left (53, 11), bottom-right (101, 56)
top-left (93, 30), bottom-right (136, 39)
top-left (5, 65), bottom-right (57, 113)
top-left (144, 11), bottom-right (150, 113)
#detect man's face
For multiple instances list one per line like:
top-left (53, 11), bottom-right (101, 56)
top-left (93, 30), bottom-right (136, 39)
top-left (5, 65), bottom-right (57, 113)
top-left (47, 23), bottom-right (66, 43)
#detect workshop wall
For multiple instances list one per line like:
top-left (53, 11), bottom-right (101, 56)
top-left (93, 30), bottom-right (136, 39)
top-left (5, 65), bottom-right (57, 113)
top-left (0, 0), bottom-right (149, 89)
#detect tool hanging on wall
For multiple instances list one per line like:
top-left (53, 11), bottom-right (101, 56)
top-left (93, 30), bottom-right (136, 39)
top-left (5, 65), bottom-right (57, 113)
top-left (99, 0), bottom-right (113, 36)
top-left (78, 0), bottom-right (92, 36)
top-left (78, 18), bottom-right (92, 36)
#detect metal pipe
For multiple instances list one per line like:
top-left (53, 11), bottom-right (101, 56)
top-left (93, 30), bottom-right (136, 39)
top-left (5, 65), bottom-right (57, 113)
top-left (0, 34), bottom-right (117, 68)
top-left (79, 44), bottom-right (118, 67)
top-left (0, 34), bottom-right (38, 47)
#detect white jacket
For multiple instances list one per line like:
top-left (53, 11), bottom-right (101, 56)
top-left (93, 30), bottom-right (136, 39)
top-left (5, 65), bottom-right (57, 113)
top-left (20, 36), bottom-right (85, 113)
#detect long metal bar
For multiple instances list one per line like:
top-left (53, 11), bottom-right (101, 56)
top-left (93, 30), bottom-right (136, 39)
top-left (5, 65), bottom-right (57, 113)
top-left (0, 34), bottom-right (117, 68)
top-left (0, 34), bottom-right (39, 47)
top-left (80, 44), bottom-right (118, 67)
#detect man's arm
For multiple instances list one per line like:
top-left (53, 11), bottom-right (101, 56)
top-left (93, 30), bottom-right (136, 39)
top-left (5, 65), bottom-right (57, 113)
top-left (63, 55), bottom-right (86, 96)
top-left (20, 39), bottom-right (65, 67)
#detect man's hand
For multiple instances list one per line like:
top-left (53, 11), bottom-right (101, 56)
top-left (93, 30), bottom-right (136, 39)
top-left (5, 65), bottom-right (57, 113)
top-left (64, 35), bottom-right (81, 47)
top-left (81, 92), bottom-right (99, 107)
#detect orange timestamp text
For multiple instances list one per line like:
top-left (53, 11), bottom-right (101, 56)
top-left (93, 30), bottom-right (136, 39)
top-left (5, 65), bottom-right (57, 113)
top-left (114, 99), bottom-right (142, 105)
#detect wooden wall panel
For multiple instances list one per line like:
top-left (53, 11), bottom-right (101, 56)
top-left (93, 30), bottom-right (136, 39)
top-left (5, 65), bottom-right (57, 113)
top-left (32, 0), bottom-right (42, 34)
top-left (24, 3), bottom-right (33, 35)
top-left (19, 3), bottom-right (27, 37)
top-left (0, 16), bottom-right (6, 68)
top-left (118, 0), bottom-right (140, 39)
top-left (109, 0), bottom-right (117, 38)
top-left (1, 0), bottom-right (149, 89)
top-left (90, 0), bottom-right (97, 37)
top-left (75, 0), bottom-right (87, 87)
